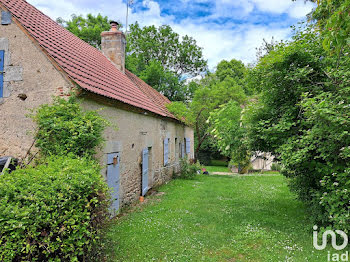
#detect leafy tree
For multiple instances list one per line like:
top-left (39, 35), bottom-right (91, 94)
top-left (298, 0), bottom-right (350, 55)
top-left (208, 101), bottom-right (250, 173)
top-left (57, 14), bottom-right (111, 48)
top-left (126, 23), bottom-right (207, 77)
top-left (138, 60), bottom-right (190, 102)
top-left (168, 74), bottom-right (247, 161)
top-left (244, 25), bottom-right (350, 229)
top-left (126, 23), bottom-right (208, 101)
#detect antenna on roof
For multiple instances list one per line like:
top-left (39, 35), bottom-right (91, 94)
top-left (126, 0), bottom-right (134, 34)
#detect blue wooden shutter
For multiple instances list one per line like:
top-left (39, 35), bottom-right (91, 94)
top-left (0, 50), bottom-right (4, 98)
top-left (107, 152), bottom-right (120, 214)
top-left (186, 138), bottom-right (191, 154)
top-left (142, 148), bottom-right (149, 196)
top-left (164, 138), bottom-right (169, 165)
top-left (181, 142), bottom-right (185, 158)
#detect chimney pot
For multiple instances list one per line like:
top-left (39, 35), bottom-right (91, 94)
top-left (110, 21), bottom-right (119, 32)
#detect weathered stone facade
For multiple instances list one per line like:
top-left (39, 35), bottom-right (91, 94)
top-left (0, 9), bottom-right (194, 208)
top-left (80, 93), bottom-right (194, 205)
top-left (0, 9), bottom-right (72, 157)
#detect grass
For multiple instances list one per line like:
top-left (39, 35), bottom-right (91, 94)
top-left (209, 159), bottom-right (228, 166)
top-left (204, 165), bottom-right (231, 173)
top-left (106, 170), bottom-right (332, 261)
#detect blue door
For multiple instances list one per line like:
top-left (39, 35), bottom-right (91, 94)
top-left (142, 148), bottom-right (149, 196)
top-left (107, 152), bottom-right (120, 213)
top-left (0, 50), bottom-right (4, 98)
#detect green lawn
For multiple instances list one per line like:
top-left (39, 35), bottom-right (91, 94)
top-left (204, 165), bottom-right (231, 173)
top-left (106, 172), bottom-right (331, 261)
top-left (209, 159), bottom-right (228, 166)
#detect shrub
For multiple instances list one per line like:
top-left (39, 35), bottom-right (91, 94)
top-left (317, 169), bottom-right (350, 233)
top-left (31, 97), bottom-right (108, 158)
top-left (0, 156), bottom-right (110, 261)
top-left (271, 162), bottom-right (282, 172)
top-left (179, 157), bottom-right (200, 179)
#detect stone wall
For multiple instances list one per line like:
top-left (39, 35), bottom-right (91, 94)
top-left (0, 9), bottom-right (73, 158)
top-left (80, 93), bottom-right (194, 206)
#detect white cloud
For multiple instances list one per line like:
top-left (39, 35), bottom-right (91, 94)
top-left (288, 1), bottom-right (315, 18)
top-left (210, 0), bottom-right (315, 19)
top-left (129, 0), bottom-right (175, 27)
top-left (27, 0), bottom-right (313, 70)
top-left (172, 22), bottom-right (291, 69)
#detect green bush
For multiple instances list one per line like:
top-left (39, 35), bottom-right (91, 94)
top-left (0, 156), bottom-right (110, 261)
top-left (317, 169), bottom-right (350, 233)
top-left (179, 158), bottom-right (201, 179)
top-left (31, 97), bottom-right (108, 157)
top-left (271, 162), bottom-right (282, 172)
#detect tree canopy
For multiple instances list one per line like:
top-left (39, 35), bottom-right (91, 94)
top-left (167, 59), bottom-right (248, 161)
top-left (126, 23), bottom-right (207, 77)
top-left (57, 14), bottom-right (111, 48)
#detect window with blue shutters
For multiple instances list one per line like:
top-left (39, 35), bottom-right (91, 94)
top-left (164, 138), bottom-right (169, 166)
top-left (0, 50), bottom-right (4, 98)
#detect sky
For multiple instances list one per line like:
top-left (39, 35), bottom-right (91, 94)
top-left (27, 0), bottom-right (316, 70)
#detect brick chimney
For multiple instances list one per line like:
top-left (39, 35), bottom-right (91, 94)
top-left (101, 21), bottom-right (126, 73)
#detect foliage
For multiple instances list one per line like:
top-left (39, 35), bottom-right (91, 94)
top-left (255, 37), bottom-right (282, 61)
top-left (57, 14), bottom-right (111, 48)
top-left (245, 25), bottom-right (350, 228)
top-left (209, 101), bottom-right (250, 173)
top-left (126, 23), bottom-right (207, 101)
top-left (243, 28), bottom-right (327, 155)
top-left (138, 60), bottom-right (189, 101)
top-left (317, 169), bottom-right (350, 233)
top-left (126, 23), bottom-right (207, 77)
top-left (311, 0), bottom-right (350, 55)
top-left (0, 156), bottom-right (110, 262)
top-left (166, 101), bottom-right (193, 126)
top-left (215, 59), bottom-right (246, 84)
top-left (167, 72), bottom-right (247, 161)
top-left (179, 157), bottom-right (200, 180)
top-left (31, 97), bottom-right (108, 158)
top-left (271, 162), bottom-right (282, 172)
top-left (107, 174), bottom-right (331, 261)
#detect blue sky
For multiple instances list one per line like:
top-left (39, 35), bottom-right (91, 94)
top-left (27, 0), bottom-right (316, 69)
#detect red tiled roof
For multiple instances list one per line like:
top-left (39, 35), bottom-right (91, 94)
top-left (0, 0), bottom-right (178, 120)
top-left (125, 70), bottom-right (175, 119)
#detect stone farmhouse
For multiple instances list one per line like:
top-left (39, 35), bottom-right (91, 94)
top-left (0, 0), bottom-right (194, 212)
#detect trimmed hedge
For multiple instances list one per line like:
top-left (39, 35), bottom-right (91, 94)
top-left (0, 156), bottom-right (110, 261)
